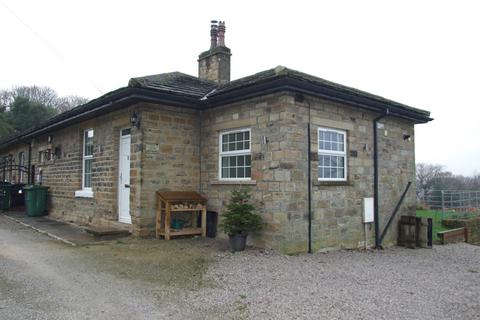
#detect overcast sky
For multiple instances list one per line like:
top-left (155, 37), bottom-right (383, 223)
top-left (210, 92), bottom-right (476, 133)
top-left (1, 0), bottom-right (478, 176)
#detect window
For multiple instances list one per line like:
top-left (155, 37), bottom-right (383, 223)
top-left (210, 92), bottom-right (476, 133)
top-left (219, 129), bottom-right (251, 180)
top-left (82, 129), bottom-right (94, 189)
top-left (318, 127), bottom-right (347, 181)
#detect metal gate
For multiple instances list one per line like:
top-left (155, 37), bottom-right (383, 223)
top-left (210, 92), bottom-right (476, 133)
top-left (0, 155), bottom-right (34, 185)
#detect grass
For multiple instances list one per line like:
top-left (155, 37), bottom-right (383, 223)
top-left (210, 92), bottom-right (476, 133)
top-left (416, 209), bottom-right (478, 242)
top-left (416, 210), bottom-right (450, 242)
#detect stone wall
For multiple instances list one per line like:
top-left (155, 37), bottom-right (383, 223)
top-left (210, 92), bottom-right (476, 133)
top-left (135, 103), bottom-right (201, 236)
top-left (200, 92), bottom-right (416, 253)
top-left (200, 93), bottom-right (306, 250)
top-left (1, 91), bottom-right (417, 253)
top-left (302, 96), bottom-right (416, 251)
top-left (0, 106), bottom-right (140, 231)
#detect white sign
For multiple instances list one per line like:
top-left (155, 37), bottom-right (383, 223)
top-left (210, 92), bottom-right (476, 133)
top-left (363, 197), bottom-right (374, 223)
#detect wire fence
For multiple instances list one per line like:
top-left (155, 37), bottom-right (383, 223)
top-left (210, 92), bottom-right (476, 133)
top-left (419, 190), bottom-right (480, 220)
top-left (421, 190), bottom-right (480, 210)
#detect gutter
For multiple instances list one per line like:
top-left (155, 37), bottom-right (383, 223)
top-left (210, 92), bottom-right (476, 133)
top-left (0, 88), bottom-right (200, 150)
top-left (0, 75), bottom-right (432, 152)
top-left (204, 78), bottom-right (432, 124)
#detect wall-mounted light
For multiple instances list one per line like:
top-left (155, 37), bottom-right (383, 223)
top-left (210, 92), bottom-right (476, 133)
top-left (47, 135), bottom-right (53, 144)
top-left (54, 146), bottom-right (62, 159)
top-left (403, 134), bottom-right (412, 141)
top-left (130, 111), bottom-right (140, 129)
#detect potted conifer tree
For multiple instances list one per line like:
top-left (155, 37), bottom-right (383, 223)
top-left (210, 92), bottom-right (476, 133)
top-left (221, 189), bottom-right (263, 252)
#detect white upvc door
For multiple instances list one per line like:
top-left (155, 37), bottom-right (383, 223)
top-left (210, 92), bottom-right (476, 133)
top-left (118, 129), bottom-right (132, 224)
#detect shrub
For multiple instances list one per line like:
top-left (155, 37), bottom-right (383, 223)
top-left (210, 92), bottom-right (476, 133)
top-left (221, 189), bottom-right (263, 235)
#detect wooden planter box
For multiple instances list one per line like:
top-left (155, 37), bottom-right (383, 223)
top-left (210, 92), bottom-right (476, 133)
top-left (437, 228), bottom-right (466, 245)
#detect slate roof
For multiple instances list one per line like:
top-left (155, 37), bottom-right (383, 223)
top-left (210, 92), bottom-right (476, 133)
top-left (0, 66), bottom-right (432, 149)
top-left (128, 66), bottom-right (430, 117)
top-left (128, 72), bottom-right (216, 98)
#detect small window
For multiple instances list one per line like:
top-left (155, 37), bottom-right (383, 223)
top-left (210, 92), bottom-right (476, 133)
top-left (318, 128), bottom-right (347, 181)
top-left (219, 129), bottom-right (251, 180)
top-left (83, 129), bottom-right (94, 189)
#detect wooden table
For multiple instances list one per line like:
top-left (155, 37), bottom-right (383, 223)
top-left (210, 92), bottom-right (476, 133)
top-left (156, 191), bottom-right (207, 240)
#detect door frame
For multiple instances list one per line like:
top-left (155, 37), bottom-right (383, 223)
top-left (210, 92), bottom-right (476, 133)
top-left (118, 128), bottom-right (132, 224)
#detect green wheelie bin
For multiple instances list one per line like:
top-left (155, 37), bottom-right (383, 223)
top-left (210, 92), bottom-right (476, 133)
top-left (24, 185), bottom-right (49, 217)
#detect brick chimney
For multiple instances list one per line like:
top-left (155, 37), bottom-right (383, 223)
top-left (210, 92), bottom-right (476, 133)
top-left (198, 20), bottom-right (231, 84)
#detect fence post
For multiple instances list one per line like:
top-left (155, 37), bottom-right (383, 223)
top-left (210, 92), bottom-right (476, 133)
top-left (441, 190), bottom-right (445, 221)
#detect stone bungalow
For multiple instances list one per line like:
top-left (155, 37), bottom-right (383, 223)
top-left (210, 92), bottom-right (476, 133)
top-left (0, 22), bottom-right (431, 253)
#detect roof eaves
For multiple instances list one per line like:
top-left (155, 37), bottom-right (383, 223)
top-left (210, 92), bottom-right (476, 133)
top-left (203, 73), bottom-right (431, 123)
top-left (0, 87), bottom-right (201, 151)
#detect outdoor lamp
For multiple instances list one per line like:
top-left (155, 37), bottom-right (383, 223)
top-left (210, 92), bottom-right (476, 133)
top-left (130, 111), bottom-right (140, 129)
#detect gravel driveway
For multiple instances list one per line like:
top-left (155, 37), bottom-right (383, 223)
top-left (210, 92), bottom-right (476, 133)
top-left (1, 215), bottom-right (479, 319)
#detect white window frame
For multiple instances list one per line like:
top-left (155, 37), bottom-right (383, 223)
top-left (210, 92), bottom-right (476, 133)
top-left (75, 129), bottom-right (94, 198)
top-left (318, 127), bottom-right (347, 181)
top-left (218, 128), bottom-right (252, 181)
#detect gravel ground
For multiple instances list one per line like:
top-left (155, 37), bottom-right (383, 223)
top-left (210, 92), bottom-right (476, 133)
top-left (194, 245), bottom-right (480, 319)
top-left (1, 215), bottom-right (480, 320)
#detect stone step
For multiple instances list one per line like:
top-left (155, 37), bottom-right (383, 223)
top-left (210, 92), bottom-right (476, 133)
top-left (84, 226), bottom-right (131, 238)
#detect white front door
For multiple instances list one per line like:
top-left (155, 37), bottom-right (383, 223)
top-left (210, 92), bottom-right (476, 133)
top-left (118, 128), bottom-right (131, 224)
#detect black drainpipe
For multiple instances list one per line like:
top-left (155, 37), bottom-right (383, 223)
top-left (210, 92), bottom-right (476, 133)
top-left (27, 142), bottom-right (32, 184)
top-left (303, 96), bottom-right (312, 254)
top-left (199, 111), bottom-right (202, 194)
top-left (296, 93), bottom-right (313, 253)
top-left (373, 109), bottom-right (389, 249)
top-left (307, 120), bottom-right (312, 253)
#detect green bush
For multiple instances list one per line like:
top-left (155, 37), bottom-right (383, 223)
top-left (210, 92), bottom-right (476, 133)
top-left (221, 189), bottom-right (263, 235)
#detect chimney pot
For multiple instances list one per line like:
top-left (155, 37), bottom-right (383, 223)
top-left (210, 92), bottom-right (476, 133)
top-left (210, 21), bottom-right (218, 49)
top-left (217, 21), bottom-right (226, 47)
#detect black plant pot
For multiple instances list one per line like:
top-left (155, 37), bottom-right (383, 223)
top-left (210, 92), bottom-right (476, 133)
top-left (229, 233), bottom-right (247, 252)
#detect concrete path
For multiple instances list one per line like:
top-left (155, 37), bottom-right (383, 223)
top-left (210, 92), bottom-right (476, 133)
top-left (0, 215), bottom-right (219, 320)
top-left (2, 211), bottom-right (118, 246)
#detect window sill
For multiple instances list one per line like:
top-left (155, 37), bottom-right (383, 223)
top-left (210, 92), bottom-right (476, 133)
top-left (75, 190), bottom-right (94, 198)
top-left (314, 180), bottom-right (353, 187)
top-left (211, 180), bottom-right (257, 185)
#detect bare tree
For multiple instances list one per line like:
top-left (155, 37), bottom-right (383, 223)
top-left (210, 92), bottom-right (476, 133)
top-left (416, 164), bottom-right (480, 205)
top-left (0, 86), bottom-right (88, 113)
top-left (416, 163), bottom-right (445, 199)
top-left (55, 95), bottom-right (89, 113)
top-left (0, 89), bottom-right (12, 111)
top-left (10, 86), bottom-right (58, 108)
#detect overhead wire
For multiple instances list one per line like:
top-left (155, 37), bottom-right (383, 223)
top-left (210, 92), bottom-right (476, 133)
top-left (0, 1), bottom-right (104, 95)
